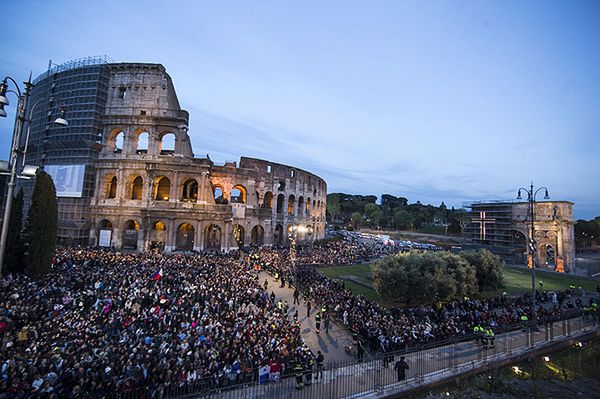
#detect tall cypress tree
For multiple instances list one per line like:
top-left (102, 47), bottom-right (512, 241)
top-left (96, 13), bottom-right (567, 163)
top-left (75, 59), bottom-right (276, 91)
top-left (25, 171), bottom-right (58, 274)
top-left (4, 188), bottom-right (25, 273)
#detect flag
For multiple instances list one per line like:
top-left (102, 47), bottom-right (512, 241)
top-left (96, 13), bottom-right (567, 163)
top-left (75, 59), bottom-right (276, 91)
top-left (151, 268), bottom-right (163, 281)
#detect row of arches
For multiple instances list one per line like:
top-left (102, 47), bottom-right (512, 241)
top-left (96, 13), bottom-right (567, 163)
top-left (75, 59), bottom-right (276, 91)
top-left (103, 174), bottom-right (326, 217)
top-left (274, 194), bottom-right (324, 217)
top-left (97, 219), bottom-right (266, 250)
top-left (104, 175), bottom-right (199, 202)
top-left (107, 128), bottom-right (177, 155)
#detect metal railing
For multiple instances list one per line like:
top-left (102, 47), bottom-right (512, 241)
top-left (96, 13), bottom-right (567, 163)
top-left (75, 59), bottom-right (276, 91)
top-left (94, 313), bottom-right (598, 399)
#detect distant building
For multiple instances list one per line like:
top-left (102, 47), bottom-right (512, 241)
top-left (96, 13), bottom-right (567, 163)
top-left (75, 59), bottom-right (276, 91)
top-left (21, 56), bottom-right (326, 249)
top-left (464, 200), bottom-right (575, 272)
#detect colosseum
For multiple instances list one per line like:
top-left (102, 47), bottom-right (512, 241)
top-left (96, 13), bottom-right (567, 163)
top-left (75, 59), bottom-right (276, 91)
top-left (84, 62), bottom-right (327, 251)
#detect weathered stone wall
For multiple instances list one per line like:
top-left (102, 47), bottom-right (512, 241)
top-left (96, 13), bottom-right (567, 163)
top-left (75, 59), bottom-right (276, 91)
top-left (89, 63), bottom-right (326, 251)
top-left (512, 201), bottom-right (575, 272)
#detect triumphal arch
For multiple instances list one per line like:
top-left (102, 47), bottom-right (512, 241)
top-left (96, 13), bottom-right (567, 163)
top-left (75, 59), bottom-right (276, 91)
top-left (465, 200), bottom-right (575, 272)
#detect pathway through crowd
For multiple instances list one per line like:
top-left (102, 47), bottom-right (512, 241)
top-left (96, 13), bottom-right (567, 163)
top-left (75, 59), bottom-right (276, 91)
top-left (259, 271), bottom-right (355, 363)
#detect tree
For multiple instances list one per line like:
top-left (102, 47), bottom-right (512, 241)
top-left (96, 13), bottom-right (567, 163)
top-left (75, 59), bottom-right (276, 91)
top-left (3, 188), bottom-right (25, 273)
top-left (372, 251), bottom-right (479, 305)
top-left (364, 203), bottom-right (381, 228)
top-left (326, 193), bottom-right (341, 223)
top-left (25, 172), bottom-right (58, 274)
top-left (381, 194), bottom-right (408, 209)
top-left (575, 218), bottom-right (600, 248)
top-left (350, 212), bottom-right (363, 230)
top-left (393, 209), bottom-right (414, 230)
top-left (459, 249), bottom-right (505, 292)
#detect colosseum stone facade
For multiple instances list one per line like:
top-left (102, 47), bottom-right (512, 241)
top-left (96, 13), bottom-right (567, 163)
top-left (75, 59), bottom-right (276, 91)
top-left (89, 63), bottom-right (326, 251)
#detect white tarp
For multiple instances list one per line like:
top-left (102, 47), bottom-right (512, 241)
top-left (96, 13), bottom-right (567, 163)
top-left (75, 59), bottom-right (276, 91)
top-left (45, 164), bottom-right (86, 197)
top-left (98, 230), bottom-right (112, 247)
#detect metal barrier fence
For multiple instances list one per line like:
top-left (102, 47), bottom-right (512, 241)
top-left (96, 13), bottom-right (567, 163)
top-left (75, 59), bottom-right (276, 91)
top-left (97, 313), bottom-right (598, 399)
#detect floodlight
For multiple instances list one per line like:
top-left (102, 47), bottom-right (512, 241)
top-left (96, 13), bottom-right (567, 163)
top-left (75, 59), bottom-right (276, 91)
top-left (21, 165), bottom-right (39, 177)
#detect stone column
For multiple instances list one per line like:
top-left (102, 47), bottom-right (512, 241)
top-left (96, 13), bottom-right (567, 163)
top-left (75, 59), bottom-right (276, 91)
top-left (223, 221), bottom-right (231, 251)
top-left (195, 220), bottom-right (204, 251)
top-left (166, 219), bottom-right (176, 252)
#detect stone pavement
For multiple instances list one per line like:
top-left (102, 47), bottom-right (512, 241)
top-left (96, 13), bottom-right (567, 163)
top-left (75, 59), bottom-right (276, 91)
top-left (259, 271), bottom-right (354, 363)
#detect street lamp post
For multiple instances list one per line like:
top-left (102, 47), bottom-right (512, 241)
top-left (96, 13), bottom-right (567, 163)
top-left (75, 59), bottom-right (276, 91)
top-left (517, 182), bottom-right (549, 331)
top-left (0, 75), bottom-right (68, 274)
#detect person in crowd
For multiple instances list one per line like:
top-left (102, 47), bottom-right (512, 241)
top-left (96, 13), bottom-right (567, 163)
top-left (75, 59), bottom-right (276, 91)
top-left (394, 356), bottom-right (409, 382)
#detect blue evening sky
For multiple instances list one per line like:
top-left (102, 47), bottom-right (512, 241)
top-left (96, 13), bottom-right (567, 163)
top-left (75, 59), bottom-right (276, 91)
top-left (1, 1), bottom-right (599, 219)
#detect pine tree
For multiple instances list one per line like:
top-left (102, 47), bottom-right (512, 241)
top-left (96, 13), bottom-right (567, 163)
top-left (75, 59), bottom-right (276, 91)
top-left (4, 188), bottom-right (25, 273)
top-left (25, 172), bottom-right (58, 274)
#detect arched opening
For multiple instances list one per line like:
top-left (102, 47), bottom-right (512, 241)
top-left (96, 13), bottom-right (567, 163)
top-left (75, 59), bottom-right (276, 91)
top-left (181, 179), bottom-right (198, 202)
top-left (288, 195), bottom-right (296, 216)
top-left (204, 224), bottom-right (222, 251)
top-left (251, 225), bottom-right (264, 245)
top-left (213, 185), bottom-right (228, 204)
top-left (233, 224), bottom-right (245, 248)
top-left (108, 129), bottom-right (125, 153)
top-left (136, 131), bottom-right (149, 154)
top-left (130, 176), bottom-right (143, 200)
top-left (274, 224), bottom-right (284, 246)
top-left (298, 196), bottom-right (304, 217)
top-left (176, 223), bottom-right (195, 251)
top-left (97, 219), bottom-right (113, 247)
top-left (155, 177), bottom-right (171, 201)
top-left (312, 199), bottom-right (316, 216)
top-left (306, 197), bottom-right (312, 215)
top-left (263, 192), bottom-right (273, 209)
top-left (104, 175), bottom-right (117, 199)
top-left (231, 185), bottom-right (247, 204)
top-left (255, 191), bottom-right (260, 205)
top-left (122, 220), bottom-right (140, 249)
top-left (276, 194), bottom-right (285, 214)
top-left (160, 132), bottom-right (176, 155)
top-left (545, 244), bottom-right (556, 266)
top-left (150, 221), bottom-right (167, 251)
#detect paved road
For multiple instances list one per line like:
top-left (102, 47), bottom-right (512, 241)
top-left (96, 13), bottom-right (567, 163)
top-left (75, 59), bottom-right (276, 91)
top-left (260, 271), bottom-right (355, 363)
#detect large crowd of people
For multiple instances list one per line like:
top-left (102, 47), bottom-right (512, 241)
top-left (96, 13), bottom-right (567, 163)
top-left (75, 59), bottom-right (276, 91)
top-left (0, 248), bottom-right (310, 398)
top-left (251, 245), bottom-right (596, 355)
top-left (0, 241), bottom-right (596, 398)
top-left (294, 239), bottom-right (419, 265)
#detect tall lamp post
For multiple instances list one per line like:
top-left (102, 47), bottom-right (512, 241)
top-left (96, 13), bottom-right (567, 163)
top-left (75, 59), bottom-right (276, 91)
top-left (517, 182), bottom-right (549, 330)
top-left (0, 75), bottom-right (68, 274)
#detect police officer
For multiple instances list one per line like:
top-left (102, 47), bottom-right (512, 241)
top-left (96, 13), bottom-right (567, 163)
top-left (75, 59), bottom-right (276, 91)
top-left (304, 354), bottom-right (314, 386)
top-left (520, 314), bottom-right (529, 331)
top-left (294, 359), bottom-right (304, 390)
top-left (315, 312), bottom-right (322, 333)
top-left (315, 351), bottom-right (324, 381)
top-left (473, 325), bottom-right (482, 343)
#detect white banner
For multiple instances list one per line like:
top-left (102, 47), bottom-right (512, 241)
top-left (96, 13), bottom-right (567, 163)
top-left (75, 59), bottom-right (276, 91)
top-left (99, 229), bottom-right (112, 247)
top-left (45, 164), bottom-right (86, 197)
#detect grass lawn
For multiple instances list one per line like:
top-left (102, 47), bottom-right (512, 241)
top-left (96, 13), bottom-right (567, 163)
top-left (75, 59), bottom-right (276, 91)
top-left (501, 267), bottom-right (599, 294)
top-left (318, 263), bottom-right (600, 305)
top-left (319, 264), bottom-right (386, 303)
